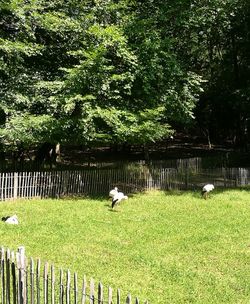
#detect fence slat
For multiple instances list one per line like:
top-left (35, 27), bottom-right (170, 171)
top-left (98, 282), bottom-right (103, 304)
top-left (4, 173), bottom-right (7, 200)
top-left (59, 269), bottom-right (64, 304)
top-left (30, 258), bottom-right (35, 304)
top-left (126, 294), bottom-right (131, 304)
top-left (5, 249), bottom-right (10, 304)
top-left (117, 289), bottom-right (120, 304)
top-left (51, 265), bottom-right (55, 304)
top-left (1, 174), bottom-right (3, 200)
top-left (1, 248), bottom-right (5, 304)
top-left (81, 275), bottom-right (86, 304)
top-left (14, 173), bottom-right (18, 199)
top-left (89, 278), bottom-right (94, 304)
top-left (66, 270), bottom-right (70, 304)
top-left (74, 272), bottom-right (78, 304)
top-left (108, 287), bottom-right (112, 304)
top-left (11, 252), bottom-right (17, 304)
top-left (44, 262), bottom-right (49, 304)
top-left (36, 259), bottom-right (41, 304)
top-left (17, 246), bottom-right (26, 304)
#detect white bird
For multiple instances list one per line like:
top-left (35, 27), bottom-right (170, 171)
top-left (111, 191), bottom-right (128, 209)
top-left (2, 214), bottom-right (19, 225)
top-left (109, 187), bottom-right (118, 198)
top-left (202, 184), bottom-right (214, 199)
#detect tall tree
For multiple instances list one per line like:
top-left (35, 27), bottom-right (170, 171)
top-left (185, 0), bottom-right (250, 146)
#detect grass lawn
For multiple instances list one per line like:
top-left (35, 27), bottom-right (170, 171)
top-left (0, 189), bottom-right (249, 303)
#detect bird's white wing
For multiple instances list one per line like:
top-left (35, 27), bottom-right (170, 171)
top-left (203, 184), bottom-right (214, 192)
top-left (109, 189), bottom-right (118, 197)
top-left (113, 192), bottom-right (127, 201)
top-left (5, 216), bottom-right (18, 225)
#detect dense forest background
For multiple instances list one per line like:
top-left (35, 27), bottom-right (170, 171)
top-left (0, 0), bottom-right (250, 165)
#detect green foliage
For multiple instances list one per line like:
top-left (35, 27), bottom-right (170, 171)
top-left (0, 114), bottom-right (58, 150)
top-left (183, 0), bottom-right (250, 143)
top-left (0, 0), bottom-right (249, 150)
top-left (94, 106), bottom-right (173, 144)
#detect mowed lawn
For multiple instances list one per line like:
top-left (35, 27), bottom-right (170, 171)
top-left (0, 190), bottom-right (249, 303)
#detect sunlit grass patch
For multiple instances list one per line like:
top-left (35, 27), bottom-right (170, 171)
top-left (0, 189), bottom-right (249, 303)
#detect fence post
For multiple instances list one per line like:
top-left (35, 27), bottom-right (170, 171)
top-left (59, 269), bottom-right (64, 304)
top-left (1, 247), bottom-right (5, 304)
top-left (44, 262), bottom-right (49, 304)
top-left (51, 265), bottom-right (55, 304)
top-left (66, 270), bottom-right (70, 304)
top-left (18, 246), bottom-right (26, 304)
top-left (74, 272), bottom-right (78, 304)
top-left (11, 251), bottom-right (17, 304)
top-left (89, 278), bottom-right (95, 304)
top-left (117, 289), bottom-right (120, 304)
top-left (126, 294), bottom-right (131, 304)
top-left (98, 282), bottom-right (103, 304)
top-left (30, 258), bottom-right (34, 304)
top-left (14, 173), bottom-right (18, 199)
top-left (108, 287), bottom-right (112, 304)
top-left (36, 259), bottom-right (41, 304)
top-left (6, 249), bottom-right (10, 304)
top-left (81, 275), bottom-right (86, 304)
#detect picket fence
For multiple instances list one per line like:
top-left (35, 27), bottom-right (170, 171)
top-left (0, 166), bottom-right (249, 201)
top-left (0, 247), bottom-right (145, 304)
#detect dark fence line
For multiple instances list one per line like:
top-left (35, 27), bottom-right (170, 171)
top-left (0, 159), bottom-right (197, 173)
top-left (0, 247), bottom-right (146, 304)
top-left (0, 166), bottom-right (249, 201)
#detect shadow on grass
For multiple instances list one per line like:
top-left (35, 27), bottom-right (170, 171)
top-left (162, 186), bottom-right (250, 199)
top-left (48, 186), bottom-right (250, 203)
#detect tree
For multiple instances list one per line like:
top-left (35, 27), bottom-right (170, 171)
top-left (0, 0), bottom-right (222, 158)
top-left (185, 0), bottom-right (250, 147)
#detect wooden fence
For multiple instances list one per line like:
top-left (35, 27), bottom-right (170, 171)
top-left (0, 247), bottom-right (146, 304)
top-left (0, 166), bottom-right (249, 201)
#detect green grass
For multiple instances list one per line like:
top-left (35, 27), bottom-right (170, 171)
top-left (0, 189), bottom-right (250, 303)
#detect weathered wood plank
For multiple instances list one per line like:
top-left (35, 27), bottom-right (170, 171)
top-left (4, 173), bottom-right (7, 200)
top-left (44, 262), bottom-right (49, 304)
top-left (74, 272), bottom-right (78, 304)
top-left (66, 270), bottom-right (70, 304)
top-left (11, 251), bottom-right (17, 304)
top-left (30, 258), bottom-right (35, 304)
top-left (97, 282), bottom-right (103, 303)
top-left (1, 247), bottom-right (5, 304)
top-left (36, 259), bottom-right (41, 304)
top-left (108, 287), bottom-right (112, 304)
top-left (89, 278), bottom-right (94, 304)
top-left (59, 269), bottom-right (64, 304)
top-left (18, 246), bottom-right (26, 304)
top-left (21, 173), bottom-right (27, 199)
top-left (126, 294), bottom-right (131, 304)
top-left (13, 173), bottom-right (18, 199)
top-left (81, 275), bottom-right (86, 304)
top-left (6, 249), bottom-right (10, 304)
top-left (0, 174), bottom-right (4, 200)
top-left (117, 289), bottom-right (120, 304)
top-left (51, 265), bottom-right (55, 304)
